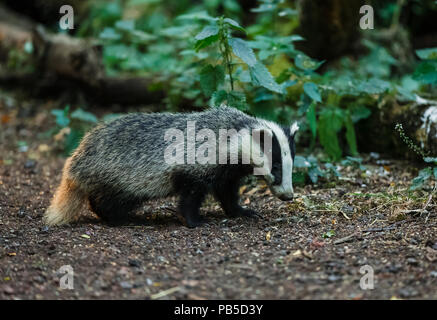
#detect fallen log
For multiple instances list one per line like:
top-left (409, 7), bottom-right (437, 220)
top-left (0, 4), bottom-right (165, 106)
top-left (357, 95), bottom-right (437, 159)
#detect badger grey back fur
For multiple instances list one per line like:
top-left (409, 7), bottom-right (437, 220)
top-left (71, 106), bottom-right (258, 198)
top-left (44, 106), bottom-right (297, 227)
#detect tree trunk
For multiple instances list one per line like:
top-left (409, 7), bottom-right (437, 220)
top-left (357, 96), bottom-right (437, 159)
top-left (295, 0), bottom-right (362, 60)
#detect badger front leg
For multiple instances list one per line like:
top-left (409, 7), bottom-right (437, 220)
top-left (213, 178), bottom-right (259, 219)
top-left (178, 189), bottom-right (207, 228)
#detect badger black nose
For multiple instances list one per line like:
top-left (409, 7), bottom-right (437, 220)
top-left (278, 194), bottom-right (293, 201)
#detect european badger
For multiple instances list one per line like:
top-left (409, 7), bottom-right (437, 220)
top-left (44, 106), bottom-right (298, 228)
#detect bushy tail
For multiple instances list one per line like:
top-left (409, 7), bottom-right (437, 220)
top-left (44, 159), bottom-right (85, 225)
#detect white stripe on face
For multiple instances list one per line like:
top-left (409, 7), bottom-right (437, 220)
top-left (260, 120), bottom-right (294, 199)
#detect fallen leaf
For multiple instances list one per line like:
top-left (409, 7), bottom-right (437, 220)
top-left (1, 114), bottom-right (11, 124)
top-left (38, 144), bottom-right (50, 152)
top-left (266, 231), bottom-right (272, 241)
top-left (239, 185), bottom-right (247, 194)
top-left (80, 234), bottom-right (90, 239)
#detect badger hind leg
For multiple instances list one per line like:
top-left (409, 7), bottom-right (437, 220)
top-left (88, 193), bottom-right (140, 224)
top-left (44, 174), bottom-right (85, 226)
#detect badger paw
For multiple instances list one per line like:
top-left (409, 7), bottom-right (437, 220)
top-left (236, 207), bottom-right (261, 219)
top-left (185, 216), bottom-right (208, 228)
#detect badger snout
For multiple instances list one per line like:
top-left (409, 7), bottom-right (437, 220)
top-left (278, 193), bottom-right (293, 201)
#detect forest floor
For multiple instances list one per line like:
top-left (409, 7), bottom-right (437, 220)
top-left (0, 98), bottom-right (436, 300)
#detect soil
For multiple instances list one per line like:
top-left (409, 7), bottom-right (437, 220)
top-left (0, 99), bottom-right (436, 300)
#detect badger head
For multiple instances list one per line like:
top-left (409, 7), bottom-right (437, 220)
top-left (253, 121), bottom-right (298, 201)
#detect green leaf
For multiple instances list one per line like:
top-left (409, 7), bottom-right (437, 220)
top-left (227, 91), bottom-right (248, 111)
top-left (251, 3), bottom-right (276, 12)
top-left (211, 90), bottom-right (229, 107)
top-left (294, 155), bottom-right (311, 168)
top-left (424, 157), bottom-right (437, 164)
top-left (322, 230), bottom-right (335, 238)
top-left (130, 30), bottom-right (156, 43)
top-left (71, 109), bottom-right (98, 123)
top-left (308, 166), bottom-right (324, 183)
top-left (295, 54), bottom-right (324, 71)
top-left (99, 27), bottom-right (121, 41)
top-left (434, 167), bottom-right (437, 179)
top-left (318, 107), bottom-right (344, 160)
top-left (413, 61), bottom-right (437, 85)
top-left (325, 163), bottom-right (341, 177)
top-left (195, 25), bottom-right (219, 40)
top-left (228, 38), bottom-right (256, 67)
top-left (64, 128), bottom-right (83, 156)
top-left (280, 79), bottom-right (297, 91)
top-left (210, 90), bottom-right (247, 111)
top-left (194, 34), bottom-right (219, 51)
top-left (224, 18), bottom-right (245, 33)
top-left (102, 113), bottom-right (123, 123)
top-left (23, 41), bottom-right (33, 54)
top-left (307, 102), bottom-right (317, 138)
top-left (344, 112), bottom-right (358, 156)
top-left (199, 64), bottom-right (225, 96)
top-left (160, 25), bottom-right (196, 38)
top-left (350, 105), bottom-right (371, 123)
top-left (292, 172), bottom-right (306, 186)
top-left (410, 167), bottom-right (432, 191)
top-left (416, 47), bottom-right (437, 60)
top-left (51, 107), bottom-right (70, 127)
top-left (303, 82), bottom-right (322, 103)
top-left (249, 61), bottom-right (283, 93)
top-left (176, 11), bottom-right (217, 22)
top-left (355, 78), bottom-right (391, 94)
top-left (115, 20), bottom-right (135, 31)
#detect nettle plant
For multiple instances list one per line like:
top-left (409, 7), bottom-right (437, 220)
top-left (192, 15), bottom-right (285, 111)
top-left (395, 123), bottom-right (437, 190)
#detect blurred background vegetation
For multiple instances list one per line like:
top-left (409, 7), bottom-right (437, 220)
top-left (0, 0), bottom-right (436, 188)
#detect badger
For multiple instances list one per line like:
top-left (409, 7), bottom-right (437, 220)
top-left (44, 106), bottom-right (298, 228)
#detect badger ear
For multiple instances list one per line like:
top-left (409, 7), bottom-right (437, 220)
top-left (290, 122), bottom-right (299, 138)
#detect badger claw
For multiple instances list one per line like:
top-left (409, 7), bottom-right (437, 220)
top-left (238, 208), bottom-right (261, 219)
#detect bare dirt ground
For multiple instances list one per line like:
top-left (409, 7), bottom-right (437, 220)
top-left (0, 100), bottom-right (436, 300)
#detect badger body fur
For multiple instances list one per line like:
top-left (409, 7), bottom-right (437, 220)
top-left (45, 106), bottom-right (297, 228)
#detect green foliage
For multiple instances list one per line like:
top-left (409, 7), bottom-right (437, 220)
top-left (303, 82), bottom-right (321, 103)
top-left (6, 41), bottom-right (35, 72)
top-left (322, 230), bottom-right (335, 239)
top-left (200, 64), bottom-right (225, 96)
top-left (414, 47), bottom-right (437, 85)
top-left (294, 155), bottom-right (341, 185)
top-left (73, 0), bottom-right (437, 187)
top-left (410, 167), bottom-right (434, 191)
top-left (341, 156), bottom-right (366, 171)
top-left (318, 107), bottom-right (343, 160)
top-left (51, 106), bottom-right (98, 155)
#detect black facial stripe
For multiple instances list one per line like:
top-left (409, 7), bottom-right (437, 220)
top-left (271, 133), bottom-right (282, 186)
top-left (281, 125), bottom-right (296, 161)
